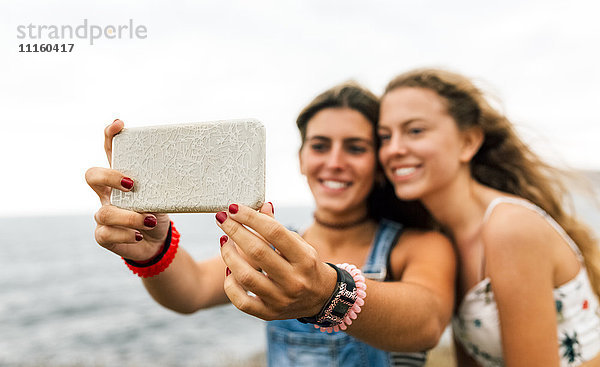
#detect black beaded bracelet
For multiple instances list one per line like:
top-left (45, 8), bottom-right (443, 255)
top-left (297, 262), bottom-right (364, 331)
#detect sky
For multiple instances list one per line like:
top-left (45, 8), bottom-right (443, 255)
top-left (1, 0), bottom-right (599, 217)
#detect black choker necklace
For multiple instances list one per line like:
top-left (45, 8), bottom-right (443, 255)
top-left (313, 213), bottom-right (370, 230)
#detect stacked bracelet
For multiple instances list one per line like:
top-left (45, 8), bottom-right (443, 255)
top-left (123, 221), bottom-right (179, 278)
top-left (297, 262), bottom-right (367, 333)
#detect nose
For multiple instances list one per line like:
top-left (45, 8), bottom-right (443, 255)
top-left (325, 144), bottom-right (345, 169)
top-left (382, 134), bottom-right (408, 157)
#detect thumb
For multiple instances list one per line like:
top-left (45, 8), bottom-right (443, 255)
top-left (104, 119), bottom-right (125, 166)
top-left (259, 201), bottom-right (275, 218)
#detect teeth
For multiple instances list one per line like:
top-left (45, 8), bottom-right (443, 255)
top-left (394, 167), bottom-right (416, 176)
top-left (322, 180), bottom-right (349, 189)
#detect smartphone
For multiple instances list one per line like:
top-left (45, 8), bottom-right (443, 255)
top-left (110, 119), bottom-right (265, 213)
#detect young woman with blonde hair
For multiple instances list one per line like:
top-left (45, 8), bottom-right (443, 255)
top-left (376, 68), bottom-right (600, 366)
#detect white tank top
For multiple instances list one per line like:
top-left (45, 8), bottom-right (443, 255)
top-left (452, 197), bottom-right (600, 366)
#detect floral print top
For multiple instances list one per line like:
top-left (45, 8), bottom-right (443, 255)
top-left (452, 197), bottom-right (600, 366)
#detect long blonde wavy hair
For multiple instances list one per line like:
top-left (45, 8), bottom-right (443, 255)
top-left (384, 68), bottom-right (600, 298)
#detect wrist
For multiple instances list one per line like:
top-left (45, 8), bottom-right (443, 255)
top-left (308, 262), bottom-right (338, 316)
top-left (129, 239), bottom-right (167, 265)
top-left (123, 221), bottom-right (179, 277)
top-left (298, 263), bottom-right (367, 333)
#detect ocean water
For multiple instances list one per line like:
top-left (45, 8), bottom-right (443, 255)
top-left (1, 190), bottom-right (598, 367)
top-left (0, 207), bottom-right (313, 367)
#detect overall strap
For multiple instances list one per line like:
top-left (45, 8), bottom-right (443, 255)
top-left (362, 219), bottom-right (404, 281)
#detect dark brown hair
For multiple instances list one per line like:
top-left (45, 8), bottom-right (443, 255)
top-left (296, 81), bottom-right (379, 148)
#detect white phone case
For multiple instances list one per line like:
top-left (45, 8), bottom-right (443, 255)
top-left (110, 119), bottom-right (265, 213)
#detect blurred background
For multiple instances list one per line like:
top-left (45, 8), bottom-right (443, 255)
top-left (1, 0), bottom-right (599, 366)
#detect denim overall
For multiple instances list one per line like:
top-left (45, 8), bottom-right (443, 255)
top-left (266, 219), bottom-right (427, 367)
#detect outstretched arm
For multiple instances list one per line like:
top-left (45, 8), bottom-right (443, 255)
top-left (217, 203), bottom-right (456, 352)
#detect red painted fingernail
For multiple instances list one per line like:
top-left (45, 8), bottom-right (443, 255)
top-left (135, 231), bottom-right (143, 241)
top-left (228, 204), bottom-right (239, 214)
top-left (226, 267), bottom-right (231, 276)
top-left (216, 211), bottom-right (227, 224)
top-left (268, 202), bottom-right (274, 214)
top-left (121, 177), bottom-right (134, 190)
top-left (144, 216), bottom-right (157, 228)
top-left (220, 235), bottom-right (228, 247)
top-left (113, 118), bottom-right (120, 123)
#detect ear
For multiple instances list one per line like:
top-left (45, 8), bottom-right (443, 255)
top-left (459, 126), bottom-right (484, 163)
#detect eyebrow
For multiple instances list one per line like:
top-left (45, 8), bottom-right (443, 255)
top-left (308, 136), bottom-right (374, 146)
top-left (378, 118), bottom-right (425, 129)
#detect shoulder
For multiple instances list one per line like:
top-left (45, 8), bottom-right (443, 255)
top-left (390, 228), bottom-right (456, 315)
top-left (393, 228), bottom-right (455, 267)
top-left (400, 228), bottom-right (453, 252)
top-left (481, 202), bottom-right (555, 262)
top-left (481, 202), bottom-right (554, 283)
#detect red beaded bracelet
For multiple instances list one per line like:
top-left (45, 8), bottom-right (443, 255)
top-left (123, 221), bottom-right (180, 278)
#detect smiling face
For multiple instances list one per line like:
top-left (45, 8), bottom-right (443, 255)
top-left (300, 107), bottom-right (376, 218)
top-left (378, 87), bottom-right (474, 202)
